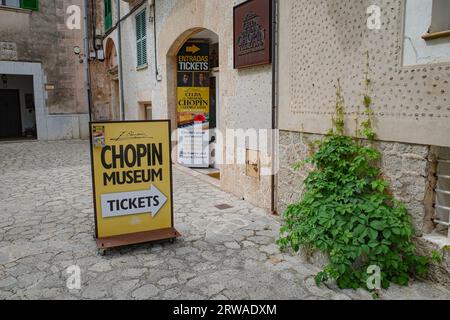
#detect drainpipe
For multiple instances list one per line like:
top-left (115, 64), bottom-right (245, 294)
top-left (152, 1), bottom-right (159, 81)
top-left (270, 0), bottom-right (279, 215)
top-left (117, 0), bottom-right (125, 120)
top-left (83, 0), bottom-right (93, 122)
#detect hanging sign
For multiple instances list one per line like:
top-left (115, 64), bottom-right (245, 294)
top-left (176, 40), bottom-right (210, 168)
top-left (89, 120), bottom-right (180, 250)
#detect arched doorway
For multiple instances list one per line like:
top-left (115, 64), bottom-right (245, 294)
top-left (166, 28), bottom-right (221, 179)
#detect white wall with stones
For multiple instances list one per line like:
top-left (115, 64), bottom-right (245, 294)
top-left (278, 0), bottom-right (450, 148)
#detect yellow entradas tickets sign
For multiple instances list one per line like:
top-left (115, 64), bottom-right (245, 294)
top-left (176, 40), bottom-right (211, 168)
top-left (89, 120), bottom-right (179, 249)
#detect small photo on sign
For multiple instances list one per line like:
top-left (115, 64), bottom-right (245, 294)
top-left (178, 72), bottom-right (193, 87)
top-left (194, 72), bottom-right (209, 87)
top-left (92, 126), bottom-right (105, 148)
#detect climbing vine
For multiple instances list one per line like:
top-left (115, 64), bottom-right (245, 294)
top-left (278, 56), bottom-right (429, 294)
top-left (359, 51), bottom-right (376, 141)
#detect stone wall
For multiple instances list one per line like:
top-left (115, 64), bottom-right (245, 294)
top-left (0, 1), bottom-right (89, 140)
top-left (278, 131), bottom-right (430, 233)
top-left (89, 0), bottom-right (112, 121)
top-left (0, 1), bottom-right (87, 115)
top-left (90, 60), bottom-right (112, 121)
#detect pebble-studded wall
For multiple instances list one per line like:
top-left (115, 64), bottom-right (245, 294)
top-left (278, 0), bottom-right (450, 147)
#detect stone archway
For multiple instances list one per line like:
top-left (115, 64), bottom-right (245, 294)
top-left (135, 0), bottom-right (277, 212)
top-left (155, 0), bottom-right (226, 132)
top-left (163, 28), bottom-right (220, 171)
top-left (154, 0), bottom-right (240, 193)
top-left (105, 38), bottom-right (118, 71)
top-left (165, 28), bottom-right (206, 133)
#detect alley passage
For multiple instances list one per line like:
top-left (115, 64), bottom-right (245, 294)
top-left (0, 141), bottom-right (449, 300)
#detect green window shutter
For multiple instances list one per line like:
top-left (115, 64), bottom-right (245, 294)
top-left (104, 0), bottom-right (112, 31)
top-left (20, 0), bottom-right (39, 10)
top-left (136, 9), bottom-right (147, 67)
top-left (141, 10), bottom-right (147, 66)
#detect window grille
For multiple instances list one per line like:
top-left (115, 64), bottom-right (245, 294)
top-left (435, 158), bottom-right (450, 238)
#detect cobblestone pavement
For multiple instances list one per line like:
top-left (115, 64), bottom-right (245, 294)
top-left (0, 140), bottom-right (449, 300)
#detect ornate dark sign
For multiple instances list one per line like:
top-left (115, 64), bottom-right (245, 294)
top-left (233, 0), bottom-right (272, 69)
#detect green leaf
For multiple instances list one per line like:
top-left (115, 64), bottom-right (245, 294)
top-left (370, 220), bottom-right (384, 231)
top-left (368, 228), bottom-right (378, 240)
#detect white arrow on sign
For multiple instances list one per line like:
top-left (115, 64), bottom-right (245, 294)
top-left (100, 185), bottom-right (168, 219)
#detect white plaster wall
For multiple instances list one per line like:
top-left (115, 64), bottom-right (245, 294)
top-left (151, 0), bottom-right (177, 121)
top-left (227, 65), bottom-right (272, 130)
top-left (46, 114), bottom-right (90, 140)
top-left (121, 4), bottom-right (155, 120)
top-left (105, 1), bottom-right (157, 121)
top-left (403, 0), bottom-right (450, 66)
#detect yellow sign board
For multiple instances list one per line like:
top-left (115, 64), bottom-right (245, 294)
top-left (89, 120), bottom-right (179, 249)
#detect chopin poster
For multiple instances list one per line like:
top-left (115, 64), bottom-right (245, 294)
top-left (177, 40), bottom-right (210, 168)
top-left (89, 120), bottom-right (179, 248)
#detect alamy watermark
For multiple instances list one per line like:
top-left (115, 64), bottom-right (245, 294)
top-left (367, 5), bottom-right (381, 30)
top-left (66, 5), bottom-right (81, 30)
top-left (173, 127), bottom-right (279, 176)
top-left (366, 265), bottom-right (381, 290)
top-left (66, 265), bottom-right (81, 290)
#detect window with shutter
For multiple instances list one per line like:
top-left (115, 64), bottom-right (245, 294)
top-left (136, 9), bottom-right (147, 68)
top-left (20, 0), bottom-right (38, 10)
top-left (104, 0), bottom-right (112, 31)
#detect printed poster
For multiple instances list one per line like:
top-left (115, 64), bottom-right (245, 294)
top-left (176, 40), bottom-right (210, 168)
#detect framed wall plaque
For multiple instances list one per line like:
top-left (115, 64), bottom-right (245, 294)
top-left (233, 0), bottom-right (272, 69)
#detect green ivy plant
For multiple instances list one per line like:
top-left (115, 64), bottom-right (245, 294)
top-left (431, 250), bottom-right (443, 264)
top-left (278, 60), bottom-right (429, 293)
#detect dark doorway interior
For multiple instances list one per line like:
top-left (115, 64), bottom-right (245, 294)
top-left (209, 76), bottom-right (216, 129)
top-left (0, 89), bottom-right (22, 139)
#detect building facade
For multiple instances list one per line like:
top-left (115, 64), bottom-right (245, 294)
top-left (90, 0), bottom-right (274, 211)
top-left (90, 0), bottom-right (450, 286)
top-left (0, 0), bottom-right (90, 140)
